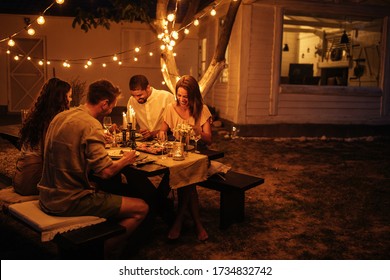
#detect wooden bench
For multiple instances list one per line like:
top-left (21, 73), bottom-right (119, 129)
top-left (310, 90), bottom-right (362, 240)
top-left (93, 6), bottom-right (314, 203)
top-left (1, 189), bottom-right (125, 259)
top-left (198, 171), bottom-right (264, 229)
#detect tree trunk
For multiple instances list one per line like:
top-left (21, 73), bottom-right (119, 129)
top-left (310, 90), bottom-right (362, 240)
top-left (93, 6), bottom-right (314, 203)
top-left (154, 0), bottom-right (242, 96)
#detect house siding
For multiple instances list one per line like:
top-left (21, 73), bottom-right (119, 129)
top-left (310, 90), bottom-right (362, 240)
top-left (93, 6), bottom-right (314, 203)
top-left (206, 1), bottom-right (390, 126)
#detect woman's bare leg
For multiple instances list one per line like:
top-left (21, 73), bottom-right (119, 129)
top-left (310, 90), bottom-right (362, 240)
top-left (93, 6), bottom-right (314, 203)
top-left (168, 186), bottom-right (192, 240)
top-left (189, 186), bottom-right (208, 241)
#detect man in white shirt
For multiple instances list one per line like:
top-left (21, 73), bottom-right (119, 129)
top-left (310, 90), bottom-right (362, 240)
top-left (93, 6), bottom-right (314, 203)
top-left (127, 75), bottom-right (175, 140)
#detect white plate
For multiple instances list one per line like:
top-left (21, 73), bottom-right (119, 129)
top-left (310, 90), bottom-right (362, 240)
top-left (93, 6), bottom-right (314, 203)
top-left (108, 149), bottom-right (140, 158)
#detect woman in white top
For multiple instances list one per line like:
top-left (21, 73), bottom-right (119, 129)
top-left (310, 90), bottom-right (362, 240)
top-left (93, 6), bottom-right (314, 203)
top-left (160, 75), bottom-right (212, 241)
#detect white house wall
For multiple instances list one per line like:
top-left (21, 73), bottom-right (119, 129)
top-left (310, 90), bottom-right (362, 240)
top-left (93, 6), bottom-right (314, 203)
top-left (206, 2), bottom-right (390, 126)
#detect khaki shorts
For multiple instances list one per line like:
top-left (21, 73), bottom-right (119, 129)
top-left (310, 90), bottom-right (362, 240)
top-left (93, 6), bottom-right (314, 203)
top-left (61, 191), bottom-right (122, 219)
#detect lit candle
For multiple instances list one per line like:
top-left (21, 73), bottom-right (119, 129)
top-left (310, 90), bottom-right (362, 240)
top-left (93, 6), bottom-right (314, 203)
top-left (122, 112), bottom-right (127, 129)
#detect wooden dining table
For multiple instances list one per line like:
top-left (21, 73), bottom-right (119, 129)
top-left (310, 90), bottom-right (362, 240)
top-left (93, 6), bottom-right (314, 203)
top-left (108, 142), bottom-right (224, 182)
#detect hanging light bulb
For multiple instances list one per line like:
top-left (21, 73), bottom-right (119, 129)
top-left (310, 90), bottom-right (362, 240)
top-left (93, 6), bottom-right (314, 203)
top-left (8, 38), bottom-right (15, 47)
top-left (102, 63), bottom-right (107, 67)
top-left (87, 60), bottom-right (92, 66)
top-left (171, 31), bottom-right (179, 40)
top-left (210, 6), bottom-right (216, 16)
top-left (167, 13), bottom-right (175, 22)
top-left (46, 61), bottom-right (51, 65)
top-left (39, 60), bottom-right (44, 66)
top-left (37, 16), bottom-right (45, 25)
top-left (27, 27), bottom-right (35, 35)
top-left (184, 28), bottom-right (190, 35)
top-left (134, 57), bottom-right (138, 62)
top-left (6, 50), bottom-right (11, 54)
top-left (14, 55), bottom-right (19, 61)
top-left (113, 54), bottom-right (118, 61)
top-left (56, 0), bottom-right (65, 4)
top-left (160, 45), bottom-right (166, 50)
top-left (27, 56), bottom-right (31, 60)
top-left (194, 19), bottom-right (199, 26)
top-left (149, 52), bottom-right (153, 56)
top-left (118, 61), bottom-right (122, 65)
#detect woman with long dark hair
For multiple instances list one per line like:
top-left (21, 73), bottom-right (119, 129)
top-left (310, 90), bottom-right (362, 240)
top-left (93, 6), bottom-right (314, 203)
top-left (13, 78), bottom-right (72, 195)
top-left (160, 75), bottom-right (212, 241)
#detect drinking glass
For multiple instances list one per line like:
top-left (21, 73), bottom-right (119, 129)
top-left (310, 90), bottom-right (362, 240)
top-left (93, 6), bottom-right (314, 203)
top-left (157, 131), bottom-right (168, 159)
top-left (103, 116), bottom-right (112, 133)
top-left (191, 129), bottom-right (201, 153)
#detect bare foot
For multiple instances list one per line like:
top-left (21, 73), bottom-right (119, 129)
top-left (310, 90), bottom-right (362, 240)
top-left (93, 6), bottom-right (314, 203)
top-left (168, 224), bottom-right (181, 240)
top-left (197, 228), bottom-right (209, 241)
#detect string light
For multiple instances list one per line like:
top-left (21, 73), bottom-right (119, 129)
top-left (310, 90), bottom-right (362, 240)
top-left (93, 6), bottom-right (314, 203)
top-left (8, 39), bottom-right (15, 47)
top-left (37, 16), bottom-right (45, 25)
top-left (27, 28), bottom-right (36, 36)
top-left (210, 6), bottom-right (217, 16)
top-left (1, 0), bottom-right (226, 69)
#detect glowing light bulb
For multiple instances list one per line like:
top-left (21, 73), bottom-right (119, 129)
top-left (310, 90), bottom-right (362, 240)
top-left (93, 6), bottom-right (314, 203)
top-left (8, 39), bottom-right (15, 47)
top-left (118, 61), bottom-right (122, 65)
top-left (102, 63), bottom-right (107, 67)
top-left (56, 0), bottom-right (65, 4)
top-left (162, 81), bottom-right (166, 85)
top-left (87, 60), bottom-right (92, 66)
top-left (27, 56), bottom-right (31, 60)
top-left (135, 47), bottom-right (140, 52)
top-left (134, 57), bottom-right (138, 62)
top-left (167, 13), bottom-right (175, 22)
top-left (39, 60), bottom-right (44, 66)
top-left (6, 50), bottom-right (10, 54)
top-left (171, 31), bottom-right (179, 40)
top-left (14, 55), bottom-right (19, 61)
top-left (184, 29), bottom-right (190, 35)
top-left (167, 45), bottom-right (173, 51)
top-left (210, 8), bottom-right (216, 16)
top-left (194, 19), bottom-right (199, 26)
top-left (113, 55), bottom-right (118, 61)
top-left (62, 61), bottom-right (68, 67)
top-left (173, 52), bottom-right (177, 57)
top-left (160, 45), bottom-right (166, 50)
top-left (37, 16), bottom-right (45, 25)
top-left (84, 65), bottom-right (88, 69)
top-left (27, 28), bottom-right (35, 36)
top-left (46, 61), bottom-right (51, 65)
top-left (149, 52), bottom-right (153, 56)
top-left (169, 40), bottom-right (176, 47)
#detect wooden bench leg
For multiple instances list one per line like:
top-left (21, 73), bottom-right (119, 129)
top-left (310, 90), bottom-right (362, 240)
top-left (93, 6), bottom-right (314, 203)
top-left (220, 190), bottom-right (245, 229)
top-left (54, 221), bottom-right (125, 259)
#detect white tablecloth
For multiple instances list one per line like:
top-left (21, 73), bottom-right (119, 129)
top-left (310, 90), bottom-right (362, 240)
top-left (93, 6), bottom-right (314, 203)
top-left (148, 152), bottom-right (209, 189)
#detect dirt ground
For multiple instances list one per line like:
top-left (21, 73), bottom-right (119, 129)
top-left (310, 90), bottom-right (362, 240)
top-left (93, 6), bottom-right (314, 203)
top-left (1, 134), bottom-right (389, 259)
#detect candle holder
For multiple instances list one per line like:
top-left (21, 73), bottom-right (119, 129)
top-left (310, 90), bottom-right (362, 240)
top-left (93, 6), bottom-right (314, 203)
top-left (172, 142), bottom-right (185, 161)
top-left (120, 123), bottom-right (136, 149)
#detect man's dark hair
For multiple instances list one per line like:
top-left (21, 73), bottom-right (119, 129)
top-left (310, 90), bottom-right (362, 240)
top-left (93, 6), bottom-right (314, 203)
top-left (129, 75), bottom-right (149, 91)
top-left (87, 79), bottom-right (120, 105)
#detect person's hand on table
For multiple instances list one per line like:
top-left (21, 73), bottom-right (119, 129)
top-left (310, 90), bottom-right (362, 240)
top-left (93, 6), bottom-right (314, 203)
top-left (139, 128), bottom-right (154, 140)
top-left (121, 150), bottom-right (137, 165)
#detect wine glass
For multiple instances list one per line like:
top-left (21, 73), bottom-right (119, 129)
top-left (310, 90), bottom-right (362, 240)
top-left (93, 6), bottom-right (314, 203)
top-left (157, 131), bottom-right (168, 159)
top-left (191, 129), bottom-right (201, 153)
top-left (103, 116), bottom-right (112, 133)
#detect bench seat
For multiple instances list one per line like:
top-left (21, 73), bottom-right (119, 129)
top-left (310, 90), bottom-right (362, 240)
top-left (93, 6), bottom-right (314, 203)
top-left (198, 171), bottom-right (264, 229)
top-left (2, 189), bottom-right (125, 259)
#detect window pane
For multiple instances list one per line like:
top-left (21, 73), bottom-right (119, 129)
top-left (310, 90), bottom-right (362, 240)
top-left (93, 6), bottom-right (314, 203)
top-left (281, 14), bottom-right (383, 88)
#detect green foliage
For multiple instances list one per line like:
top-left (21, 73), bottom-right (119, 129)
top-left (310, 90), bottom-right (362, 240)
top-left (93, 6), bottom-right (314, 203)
top-left (72, 0), bottom-right (152, 32)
